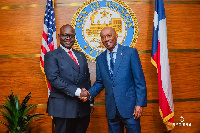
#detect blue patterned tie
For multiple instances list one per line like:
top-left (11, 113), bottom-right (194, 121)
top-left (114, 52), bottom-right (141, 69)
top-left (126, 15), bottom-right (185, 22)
top-left (110, 52), bottom-right (114, 78)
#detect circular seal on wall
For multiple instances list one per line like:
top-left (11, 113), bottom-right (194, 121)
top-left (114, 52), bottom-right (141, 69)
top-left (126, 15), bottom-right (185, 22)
top-left (72, 0), bottom-right (139, 62)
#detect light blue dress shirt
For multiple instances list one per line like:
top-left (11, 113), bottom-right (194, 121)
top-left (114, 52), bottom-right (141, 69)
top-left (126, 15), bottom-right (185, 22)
top-left (107, 44), bottom-right (118, 72)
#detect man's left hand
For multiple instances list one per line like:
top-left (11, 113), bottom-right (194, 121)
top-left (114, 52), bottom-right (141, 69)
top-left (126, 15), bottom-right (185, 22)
top-left (133, 106), bottom-right (143, 119)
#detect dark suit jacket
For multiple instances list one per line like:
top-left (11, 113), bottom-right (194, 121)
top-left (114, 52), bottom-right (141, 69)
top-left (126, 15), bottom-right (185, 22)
top-left (44, 46), bottom-right (91, 118)
top-left (89, 45), bottom-right (147, 119)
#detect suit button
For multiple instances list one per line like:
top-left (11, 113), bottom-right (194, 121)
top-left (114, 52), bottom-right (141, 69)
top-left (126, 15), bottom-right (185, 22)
top-left (112, 85), bottom-right (115, 87)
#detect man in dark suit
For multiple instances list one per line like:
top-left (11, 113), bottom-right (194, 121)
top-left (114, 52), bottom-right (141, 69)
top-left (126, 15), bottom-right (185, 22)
top-left (44, 24), bottom-right (92, 133)
top-left (81, 27), bottom-right (147, 133)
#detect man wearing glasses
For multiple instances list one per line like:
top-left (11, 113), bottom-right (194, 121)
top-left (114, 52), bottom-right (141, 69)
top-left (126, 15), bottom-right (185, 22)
top-left (44, 24), bottom-right (92, 133)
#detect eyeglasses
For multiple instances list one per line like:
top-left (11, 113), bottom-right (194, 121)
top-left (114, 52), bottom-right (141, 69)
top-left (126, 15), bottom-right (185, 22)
top-left (61, 34), bottom-right (75, 39)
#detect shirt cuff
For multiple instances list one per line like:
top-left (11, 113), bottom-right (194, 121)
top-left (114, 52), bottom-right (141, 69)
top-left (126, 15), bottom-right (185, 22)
top-left (75, 88), bottom-right (81, 96)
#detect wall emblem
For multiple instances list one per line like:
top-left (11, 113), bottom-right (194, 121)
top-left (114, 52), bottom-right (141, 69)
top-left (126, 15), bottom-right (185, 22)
top-left (72, 0), bottom-right (139, 62)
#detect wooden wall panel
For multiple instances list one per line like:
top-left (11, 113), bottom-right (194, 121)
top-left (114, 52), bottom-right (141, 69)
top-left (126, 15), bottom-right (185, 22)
top-left (0, 2), bottom-right (199, 55)
top-left (128, 3), bottom-right (200, 50)
top-left (169, 52), bottom-right (200, 99)
top-left (0, 57), bottom-right (48, 104)
top-left (0, 7), bottom-right (45, 55)
top-left (128, 4), bottom-right (154, 51)
top-left (141, 52), bottom-right (200, 100)
top-left (0, 0), bottom-right (45, 7)
top-left (0, 0), bottom-right (199, 133)
top-left (141, 101), bottom-right (200, 133)
top-left (55, 6), bottom-right (79, 30)
top-left (166, 4), bottom-right (200, 50)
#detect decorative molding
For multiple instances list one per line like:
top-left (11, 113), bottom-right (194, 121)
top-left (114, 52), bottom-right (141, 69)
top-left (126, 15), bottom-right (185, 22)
top-left (0, 1), bottom-right (200, 10)
top-left (1, 97), bottom-right (199, 109)
top-left (0, 49), bottom-right (199, 59)
top-left (0, 54), bottom-right (40, 59)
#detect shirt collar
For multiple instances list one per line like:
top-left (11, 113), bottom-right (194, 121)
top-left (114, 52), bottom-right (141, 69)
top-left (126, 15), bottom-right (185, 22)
top-left (107, 44), bottom-right (118, 54)
top-left (60, 44), bottom-right (72, 52)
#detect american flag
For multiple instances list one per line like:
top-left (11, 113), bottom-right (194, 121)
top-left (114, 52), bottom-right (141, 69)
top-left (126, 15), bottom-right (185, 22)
top-left (151, 0), bottom-right (174, 131)
top-left (40, 0), bottom-right (57, 96)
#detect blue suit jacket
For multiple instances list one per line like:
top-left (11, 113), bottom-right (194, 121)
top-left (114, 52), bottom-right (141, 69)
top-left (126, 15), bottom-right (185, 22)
top-left (44, 46), bottom-right (91, 118)
top-left (89, 45), bottom-right (147, 119)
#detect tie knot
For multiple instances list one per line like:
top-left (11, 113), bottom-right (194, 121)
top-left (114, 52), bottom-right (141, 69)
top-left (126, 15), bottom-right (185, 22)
top-left (68, 50), bottom-right (72, 54)
top-left (110, 52), bottom-right (115, 59)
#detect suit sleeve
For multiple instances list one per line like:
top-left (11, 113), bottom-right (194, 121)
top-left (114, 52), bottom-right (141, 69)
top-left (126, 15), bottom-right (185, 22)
top-left (130, 48), bottom-right (147, 107)
top-left (83, 57), bottom-right (94, 104)
top-left (89, 57), bottom-right (104, 99)
top-left (84, 57), bottom-right (91, 91)
top-left (44, 52), bottom-right (77, 97)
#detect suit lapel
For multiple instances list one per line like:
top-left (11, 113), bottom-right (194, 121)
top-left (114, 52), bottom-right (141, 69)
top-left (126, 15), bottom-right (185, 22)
top-left (101, 50), bottom-right (111, 79)
top-left (113, 45), bottom-right (124, 80)
top-left (73, 49), bottom-right (82, 73)
top-left (58, 46), bottom-right (80, 73)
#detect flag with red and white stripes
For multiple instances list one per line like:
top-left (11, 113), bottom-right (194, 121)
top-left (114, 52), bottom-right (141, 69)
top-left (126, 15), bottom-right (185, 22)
top-left (40, 0), bottom-right (57, 96)
top-left (151, 0), bottom-right (174, 131)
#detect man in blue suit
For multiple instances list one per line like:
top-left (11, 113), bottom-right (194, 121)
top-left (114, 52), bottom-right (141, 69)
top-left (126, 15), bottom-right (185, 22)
top-left (44, 24), bottom-right (92, 133)
top-left (82, 27), bottom-right (147, 133)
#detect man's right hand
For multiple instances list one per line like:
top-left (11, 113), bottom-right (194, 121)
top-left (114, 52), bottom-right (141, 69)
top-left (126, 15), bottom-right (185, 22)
top-left (79, 88), bottom-right (90, 102)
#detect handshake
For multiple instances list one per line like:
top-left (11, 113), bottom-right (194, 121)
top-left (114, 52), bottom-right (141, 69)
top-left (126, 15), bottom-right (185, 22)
top-left (78, 88), bottom-right (90, 102)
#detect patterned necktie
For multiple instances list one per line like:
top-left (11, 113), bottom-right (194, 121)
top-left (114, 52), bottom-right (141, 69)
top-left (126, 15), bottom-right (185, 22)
top-left (110, 52), bottom-right (114, 77)
top-left (68, 50), bottom-right (79, 67)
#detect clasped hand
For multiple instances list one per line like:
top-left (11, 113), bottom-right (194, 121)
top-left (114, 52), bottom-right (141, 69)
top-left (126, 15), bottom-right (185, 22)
top-left (78, 88), bottom-right (90, 102)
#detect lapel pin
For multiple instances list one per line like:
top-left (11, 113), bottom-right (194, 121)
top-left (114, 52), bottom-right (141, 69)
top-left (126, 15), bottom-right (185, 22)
top-left (121, 53), bottom-right (123, 55)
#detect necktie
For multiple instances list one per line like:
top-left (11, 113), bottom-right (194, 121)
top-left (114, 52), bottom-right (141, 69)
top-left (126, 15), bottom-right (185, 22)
top-left (68, 51), bottom-right (79, 67)
top-left (110, 52), bottom-right (114, 77)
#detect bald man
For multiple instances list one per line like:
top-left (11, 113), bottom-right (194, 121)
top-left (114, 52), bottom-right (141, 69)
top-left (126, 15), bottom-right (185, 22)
top-left (82, 27), bottom-right (147, 133)
top-left (44, 24), bottom-right (92, 133)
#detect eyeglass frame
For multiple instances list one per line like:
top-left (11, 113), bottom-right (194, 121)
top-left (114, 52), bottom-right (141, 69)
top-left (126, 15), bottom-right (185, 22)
top-left (60, 34), bottom-right (75, 39)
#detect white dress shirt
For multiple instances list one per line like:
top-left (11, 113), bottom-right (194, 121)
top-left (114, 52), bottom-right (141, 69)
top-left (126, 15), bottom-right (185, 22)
top-left (60, 44), bottom-right (79, 65)
top-left (107, 44), bottom-right (118, 73)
